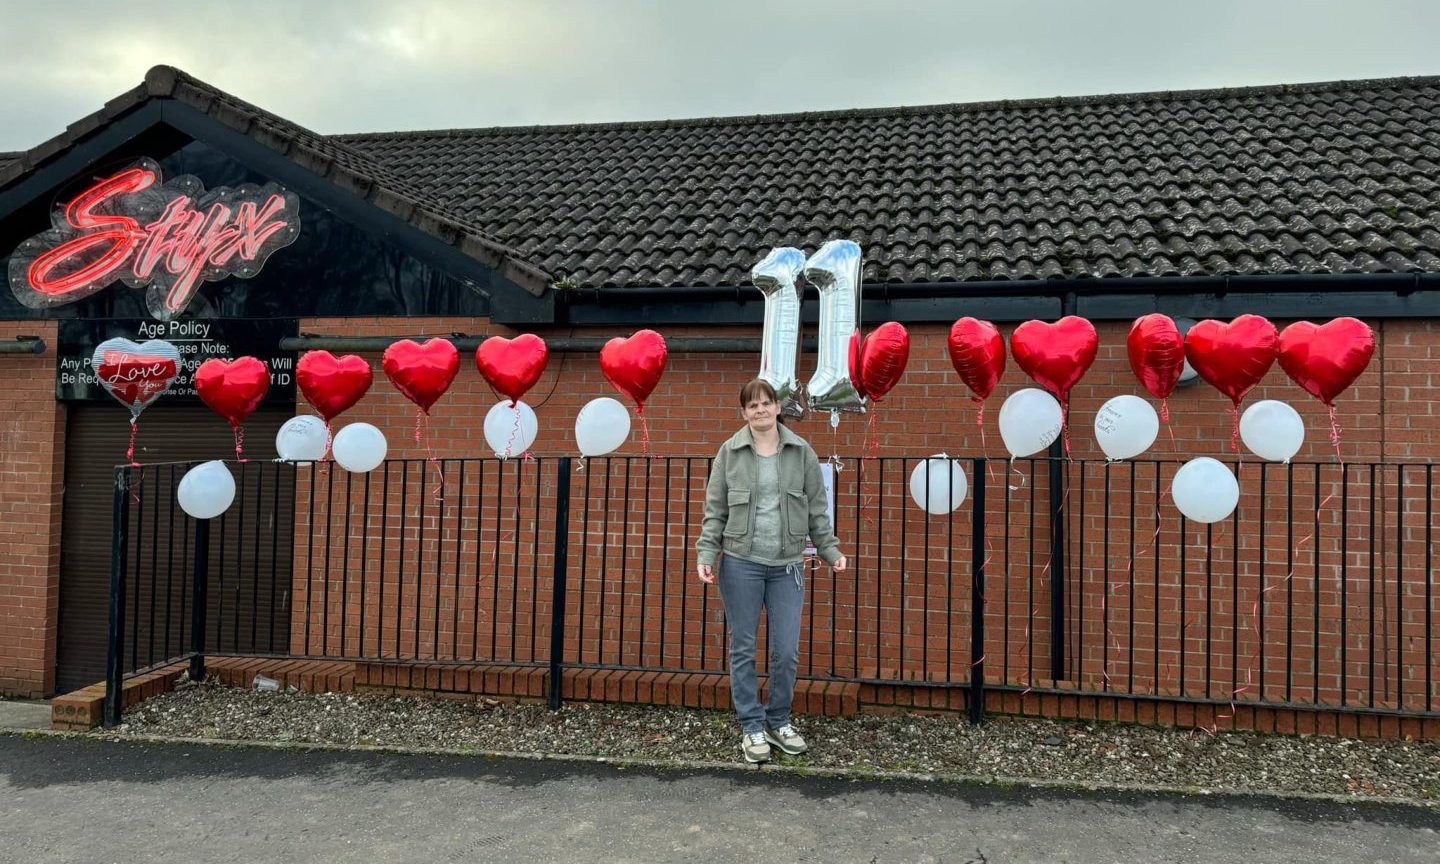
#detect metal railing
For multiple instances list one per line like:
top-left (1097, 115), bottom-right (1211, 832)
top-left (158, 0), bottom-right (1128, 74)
top-left (105, 455), bottom-right (1440, 727)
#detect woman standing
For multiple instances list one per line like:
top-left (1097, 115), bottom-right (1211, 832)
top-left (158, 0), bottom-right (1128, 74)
top-left (696, 379), bottom-right (848, 763)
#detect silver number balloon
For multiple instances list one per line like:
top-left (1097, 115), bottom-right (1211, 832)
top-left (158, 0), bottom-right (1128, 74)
top-left (751, 247), bottom-right (806, 417)
top-left (804, 239), bottom-right (864, 413)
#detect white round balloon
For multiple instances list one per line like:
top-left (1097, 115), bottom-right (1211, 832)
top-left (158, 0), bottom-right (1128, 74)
top-left (1171, 457), bottom-right (1240, 524)
top-left (177, 461), bottom-right (236, 520)
top-left (997, 388), bottom-right (1063, 458)
top-left (1093, 394), bottom-right (1160, 461)
top-left (909, 456), bottom-right (968, 515)
top-left (332, 422), bottom-right (387, 473)
top-left (574, 396), bottom-right (631, 457)
top-left (276, 415), bottom-right (328, 462)
top-left (1239, 400), bottom-right (1305, 463)
top-left (484, 400), bottom-right (538, 458)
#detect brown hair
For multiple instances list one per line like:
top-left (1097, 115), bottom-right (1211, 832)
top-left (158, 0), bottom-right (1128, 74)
top-left (738, 378), bottom-right (777, 408)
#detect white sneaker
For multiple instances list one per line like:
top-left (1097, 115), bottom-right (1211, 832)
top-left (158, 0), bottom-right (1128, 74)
top-left (764, 723), bottom-right (808, 755)
top-left (742, 731), bottom-right (771, 763)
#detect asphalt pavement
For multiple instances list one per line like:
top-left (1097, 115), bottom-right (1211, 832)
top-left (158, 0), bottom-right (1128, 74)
top-left (1, 734), bottom-right (1436, 863)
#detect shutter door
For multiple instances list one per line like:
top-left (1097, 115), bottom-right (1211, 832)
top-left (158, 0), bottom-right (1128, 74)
top-left (56, 403), bottom-right (294, 694)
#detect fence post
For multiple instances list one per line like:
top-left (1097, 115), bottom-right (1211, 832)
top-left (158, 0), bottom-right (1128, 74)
top-left (189, 517), bottom-right (211, 682)
top-left (104, 466), bottom-right (132, 727)
top-left (548, 456), bottom-right (572, 710)
top-left (969, 458), bottom-right (987, 725)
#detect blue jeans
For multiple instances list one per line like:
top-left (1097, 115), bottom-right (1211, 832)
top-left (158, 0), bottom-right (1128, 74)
top-left (718, 555), bottom-right (805, 733)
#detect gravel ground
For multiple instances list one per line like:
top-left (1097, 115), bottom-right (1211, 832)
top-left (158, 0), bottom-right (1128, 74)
top-left (106, 679), bottom-right (1440, 806)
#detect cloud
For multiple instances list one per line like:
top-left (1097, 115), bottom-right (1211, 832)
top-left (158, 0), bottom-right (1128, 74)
top-left (2, 0), bottom-right (1438, 151)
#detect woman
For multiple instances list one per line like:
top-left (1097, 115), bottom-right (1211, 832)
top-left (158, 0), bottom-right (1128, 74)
top-left (696, 379), bottom-right (848, 763)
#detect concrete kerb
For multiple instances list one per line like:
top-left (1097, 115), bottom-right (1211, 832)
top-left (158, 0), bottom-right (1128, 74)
top-left (0, 700), bottom-right (52, 731)
top-left (4, 726), bottom-right (1435, 814)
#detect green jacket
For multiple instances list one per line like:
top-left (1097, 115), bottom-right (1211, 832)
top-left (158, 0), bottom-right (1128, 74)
top-left (696, 423), bottom-right (843, 567)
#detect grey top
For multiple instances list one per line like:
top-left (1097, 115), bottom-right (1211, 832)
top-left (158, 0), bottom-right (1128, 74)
top-left (733, 453), bottom-right (792, 565)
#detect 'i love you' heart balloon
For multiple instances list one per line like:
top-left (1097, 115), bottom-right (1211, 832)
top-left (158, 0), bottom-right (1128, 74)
top-left (92, 337), bottom-right (181, 416)
top-left (297, 351), bottom-right (373, 422)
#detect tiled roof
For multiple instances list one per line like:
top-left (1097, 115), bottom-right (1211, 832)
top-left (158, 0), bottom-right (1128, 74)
top-left (0, 67), bottom-right (551, 295)
top-left (340, 76), bottom-right (1440, 289)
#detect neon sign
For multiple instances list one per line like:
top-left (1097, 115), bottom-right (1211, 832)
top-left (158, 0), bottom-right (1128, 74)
top-left (7, 158), bottom-right (301, 321)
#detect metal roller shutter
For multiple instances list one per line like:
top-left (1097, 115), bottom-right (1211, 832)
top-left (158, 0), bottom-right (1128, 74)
top-left (56, 403), bottom-right (295, 694)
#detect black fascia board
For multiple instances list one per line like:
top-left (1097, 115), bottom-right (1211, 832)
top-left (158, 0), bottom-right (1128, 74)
top-left (152, 101), bottom-right (553, 325)
top-left (558, 272), bottom-right (1440, 326)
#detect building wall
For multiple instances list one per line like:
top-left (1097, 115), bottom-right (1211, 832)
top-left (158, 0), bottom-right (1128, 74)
top-left (0, 321), bottom-right (63, 697)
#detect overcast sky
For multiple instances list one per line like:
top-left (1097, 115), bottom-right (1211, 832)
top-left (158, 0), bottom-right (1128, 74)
top-left (2, 0), bottom-right (1438, 151)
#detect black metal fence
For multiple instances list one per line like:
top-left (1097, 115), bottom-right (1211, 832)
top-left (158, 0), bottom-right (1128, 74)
top-left (105, 455), bottom-right (1440, 727)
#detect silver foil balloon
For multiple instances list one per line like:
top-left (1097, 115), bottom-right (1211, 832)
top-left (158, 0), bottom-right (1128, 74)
top-left (751, 247), bottom-right (807, 417)
top-left (803, 239), bottom-right (865, 413)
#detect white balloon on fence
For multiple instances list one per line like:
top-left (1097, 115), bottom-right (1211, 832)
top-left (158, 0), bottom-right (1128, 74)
top-left (997, 388), bottom-right (1063, 458)
top-left (574, 396), bottom-right (631, 457)
top-left (332, 422), bottom-right (387, 473)
top-left (1239, 399), bottom-right (1305, 463)
top-left (484, 399), bottom-right (538, 458)
top-left (177, 461), bottom-right (236, 520)
top-left (1093, 394), bottom-right (1159, 461)
top-left (1171, 457), bottom-right (1239, 524)
top-left (275, 415), bottom-right (328, 462)
top-left (908, 456), bottom-right (968, 515)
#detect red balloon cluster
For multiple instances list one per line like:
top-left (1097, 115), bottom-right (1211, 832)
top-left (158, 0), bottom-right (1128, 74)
top-left (475, 334), bottom-right (550, 405)
top-left (1277, 317), bottom-right (1375, 406)
top-left (1183, 314), bottom-right (1279, 407)
top-left (1010, 316), bottom-right (1098, 409)
top-left (599, 329), bottom-right (668, 410)
top-left (196, 357), bottom-right (270, 428)
top-left (297, 351), bottom-right (374, 422)
top-left (383, 338), bottom-right (460, 413)
top-left (1126, 314), bottom-right (1185, 402)
top-left (852, 322), bottom-right (910, 402)
top-left (947, 318), bottom-right (1005, 402)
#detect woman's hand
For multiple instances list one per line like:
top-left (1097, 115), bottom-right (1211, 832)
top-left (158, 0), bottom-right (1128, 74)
top-left (832, 555), bottom-right (847, 573)
top-left (697, 562), bottom-right (716, 584)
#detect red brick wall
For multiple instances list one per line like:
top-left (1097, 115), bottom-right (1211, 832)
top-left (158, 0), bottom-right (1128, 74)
top-left (282, 314), bottom-right (1440, 725)
top-left (0, 321), bottom-right (64, 697)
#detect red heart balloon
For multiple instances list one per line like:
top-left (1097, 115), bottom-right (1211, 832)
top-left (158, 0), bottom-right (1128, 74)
top-left (383, 338), bottom-right (459, 413)
top-left (296, 351), bottom-right (373, 421)
top-left (195, 357), bottom-right (270, 427)
top-left (91, 337), bottom-right (181, 416)
top-left (1126, 314), bottom-right (1185, 400)
top-left (599, 329), bottom-right (668, 408)
top-left (947, 317), bottom-right (1005, 401)
top-left (1183, 315), bottom-right (1278, 406)
top-left (1278, 318), bottom-right (1375, 406)
top-left (475, 334), bottom-right (549, 404)
top-left (1010, 316), bottom-right (1098, 405)
top-left (856, 322), bottom-right (910, 402)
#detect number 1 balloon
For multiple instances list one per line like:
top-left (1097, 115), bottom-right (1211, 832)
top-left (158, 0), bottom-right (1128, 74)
top-left (751, 247), bottom-right (806, 418)
top-left (803, 239), bottom-right (865, 418)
